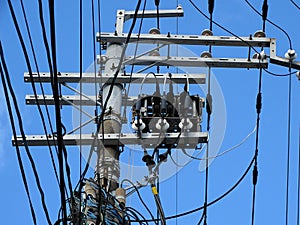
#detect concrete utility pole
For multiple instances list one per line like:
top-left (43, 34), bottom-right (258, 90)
top-left (14, 5), bottom-right (300, 225)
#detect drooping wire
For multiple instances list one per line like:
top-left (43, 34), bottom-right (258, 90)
top-left (6, 2), bottom-right (54, 224)
top-left (48, 0), bottom-right (68, 223)
top-left (290, 0), bottom-right (300, 10)
top-left (244, 0), bottom-right (293, 50)
top-left (0, 49), bottom-right (37, 225)
top-left (19, 0), bottom-right (60, 187)
top-left (0, 40), bottom-right (52, 225)
top-left (135, 155), bottom-right (255, 222)
top-left (285, 63), bottom-right (293, 225)
top-left (121, 179), bottom-right (157, 224)
top-left (78, 0), bottom-right (83, 224)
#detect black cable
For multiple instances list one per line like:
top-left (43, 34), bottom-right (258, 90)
top-left (48, 0), bottom-right (67, 223)
top-left (122, 179), bottom-right (157, 223)
top-left (126, 207), bottom-right (150, 225)
top-left (37, 0), bottom-right (54, 86)
top-left (197, 211), bottom-right (205, 225)
top-left (188, 0), bottom-right (259, 55)
top-left (6, 2), bottom-right (53, 224)
top-left (244, 0), bottom-right (293, 50)
top-left (78, 0), bottom-right (83, 224)
top-left (136, 156), bottom-right (255, 222)
top-left (285, 64), bottom-right (293, 225)
top-left (290, 0), bottom-right (300, 10)
top-left (20, 0), bottom-right (60, 187)
top-left (122, 0), bottom-right (146, 119)
top-left (0, 50), bottom-right (37, 225)
top-left (263, 67), bottom-right (297, 77)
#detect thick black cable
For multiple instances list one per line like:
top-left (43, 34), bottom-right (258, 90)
top-left (135, 156), bottom-right (255, 222)
top-left (0, 53), bottom-right (37, 225)
top-left (78, 0), bottom-right (83, 224)
top-left (20, 0), bottom-right (60, 187)
top-left (122, 179), bottom-right (157, 223)
top-left (290, 0), bottom-right (300, 10)
top-left (37, 0), bottom-right (54, 86)
top-left (6, 2), bottom-right (53, 224)
top-left (285, 65), bottom-right (293, 225)
top-left (48, 0), bottom-right (67, 223)
top-left (244, 0), bottom-right (293, 50)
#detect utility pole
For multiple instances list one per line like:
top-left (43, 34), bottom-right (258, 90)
top-left (13, 4), bottom-right (300, 225)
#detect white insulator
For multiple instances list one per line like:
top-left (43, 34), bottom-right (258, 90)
top-left (155, 118), bottom-right (170, 131)
top-left (296, 71), bottom-right (300, 80)
top-left (132, 119), bottom-right (146, 131)
top-left (285, 49), bottom-right (297, 61)
top-left (179, 118), bottom-right (193, 130)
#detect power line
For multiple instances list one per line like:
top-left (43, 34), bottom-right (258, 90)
top-left (6, 1), bottom-right (53, 224)
top-left (135, 156), bottom-right (255, 222)
top-left (290, 0), bottom-right (300, 10)
top-left (48, 0), bottom-right (68, 223)
top-left (19, 0), bottom-right (60, 187)
top-left (0, 46), bottom-right (37, 225)
top-left (244, 0), bottom-right (293, 50)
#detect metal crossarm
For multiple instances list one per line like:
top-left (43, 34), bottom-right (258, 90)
top-left (12, 132), bottom-right (208, 147)
top-left (24, 72), bottom-right (206, 84)
top-left (98, 33), bottom-right (272, 47)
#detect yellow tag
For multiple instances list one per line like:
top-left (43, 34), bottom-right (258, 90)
top-left (152, 186), bottom-right (158, 195)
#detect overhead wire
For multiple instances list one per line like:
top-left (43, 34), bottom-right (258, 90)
top-left (19, 0), bottom-right (60, 187)
top-left (48, 0), bottom-right (68, 223)
top-left (6, 1), bottom-right (56, 224)
top-left (121, 179), bottom-right (157, 224)
top-left (0, 39), bottom-right (52, 224)
top-left (0, 45), bottom-right (37, 225)
top-left (290, 0), bottom-right (300, 10)
top-left (134, 155), bottom-right (255, 222)
top-left (78, 0), bottom-right (83, 224)
top-left (244, 0), bottom-right (293, 50)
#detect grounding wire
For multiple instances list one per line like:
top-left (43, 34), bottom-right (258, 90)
top-left (0, 52), bottom-right (37, 225)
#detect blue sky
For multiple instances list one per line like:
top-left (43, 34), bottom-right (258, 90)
top-left (0, 0), bottom-right (300, 225)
